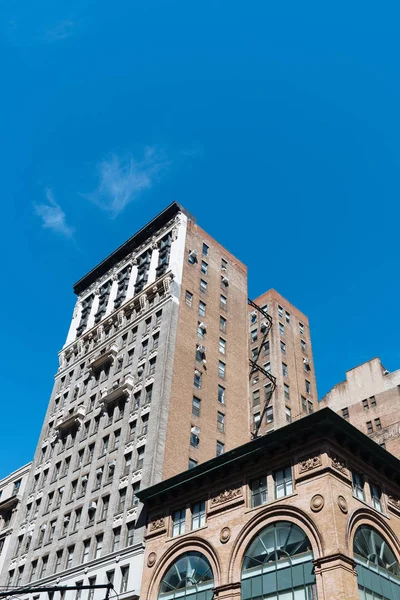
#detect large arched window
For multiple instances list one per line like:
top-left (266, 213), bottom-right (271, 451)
top-left (353, 525), bottom-right (400, 600)
top-left (241, 521), bottom-right (317, 599)
top-left (158, 551), bottom-right (214, 599)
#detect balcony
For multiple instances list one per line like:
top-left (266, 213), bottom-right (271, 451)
top-left (89, 343), bottom-right (119, 373)
top-left (55, 405), bottom-right (86, 432)
top-left (0, 494), bottom-right (20, 514)
top-left (100, 375), bottom-right (134, 407)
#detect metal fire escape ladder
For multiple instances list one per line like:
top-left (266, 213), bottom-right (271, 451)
top-left (248, 299), bottom-right (276, 439)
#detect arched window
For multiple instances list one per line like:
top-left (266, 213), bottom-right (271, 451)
top-left (241, 521), bottom-right (317, 599)
top-left (158, 551), bottom-right (214, 599)
top-left (353, 525), bottom-right (400, 600)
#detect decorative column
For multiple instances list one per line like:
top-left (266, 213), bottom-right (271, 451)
top-left (213, 582), bottom-right (242, 599)
top-left (313, 553), bottom-right (359, 600)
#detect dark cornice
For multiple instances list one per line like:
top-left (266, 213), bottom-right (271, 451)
top-left (73, 202), bottom-right (192, 295)
top-left (137, 408), bottom-right (400, 504)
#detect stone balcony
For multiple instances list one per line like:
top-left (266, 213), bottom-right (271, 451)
top-left (55, 405), bottom-right (86, 432)
top-left (89, 343), bottom-right (119, 372)
top-left (99, 374), bottom-right (134, 407)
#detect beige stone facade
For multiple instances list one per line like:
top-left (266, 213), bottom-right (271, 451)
top-left (139, 408), bottom-right (400, 600)
top-left (321, 357), bottom-right (400, 458)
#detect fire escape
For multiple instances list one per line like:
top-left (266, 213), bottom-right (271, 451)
top-left (248, 299), bottom-right (277, 439)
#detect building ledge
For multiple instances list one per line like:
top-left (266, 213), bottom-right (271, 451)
top-left (89, 343), bottom-right (119, 372)
top-left (55, 406), bottom-right (86, 432)
top-left (100, 375), bottom-right (134, 406)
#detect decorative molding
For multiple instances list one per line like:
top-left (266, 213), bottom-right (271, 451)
top-left (220, 527), bottom-right (231, 543)
top-left (337, 495), bottom-right (348, 514)
top-left (147, 552), bottom-right (157, 567)
top-left (331, 454), bottom-right (348, 476)
top-left (299, 454), bottom-right (322, 473)
top-left (149, 517), bottom-right (165, 532)
top-left (310, 494), bottom-right (324, 512)
top-left (210, 487), bottom-right (243, 508)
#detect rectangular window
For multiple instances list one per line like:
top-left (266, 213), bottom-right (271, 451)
top-left (218, 361), bottom-right (226, 379)
top-left (188, 458), bottom-right (198, 469)
top-left (40, 557), bottom-right (48, 578)
top-left (217, 411), bottom-right (225, 432)
top-left (305, 380), bottom-right (311, 394)
top-left (342, 407), bottom-right (349, 419)
top-left (148, 358), bottom-right (156, 375)
top-left (118, 488), bottom-right (127, 513)
top-left (285, 311), bottom-right (290, 323)
top-left (366, 421), bottom-right (373, 434)
top-left (282, 363), bottom-right (288, 377)
top-left (101, 436), bottom-right (109, 455)
top-left (124, 453), bottom-right (132, 475)
top-left (264, 383), bottom-right (272, 401)
top-left (266, 406), bottom-right (273, 423)
top-left (66, 545), bottom-right (74, 569)
top-left (374, 418), bottom-right (382, 431)
top-left (352, 472), bottom-right (365, 501)
top-left (113, 429), bottom-right (121, 450)
top-left (82, 540), bottom-right (90, 563)
top-left (263, 362), bottom-right (271, 373)
top-left (280, 341), bottom-right (286, 354)
top-left (370, 484), bottom-right (383, 512)
top-left (274, 466), bottom-right (293, 498)
top-left (88, 577), bottom-right (96, 600)
top-left (216, 441), bottom-right (224, 456)
top-left (185, 290), bottom-right (193, 306)
top-left (200, 279), bottom-right (207, 294)
top-left (172, 509), bottom-right (186, 537)
top-left (202, 243), bottom-right (209, 256)
top-left (278, 305), bottom-right (283, 318)
top-left (251, 329), bottom-right (258, 343)
top-left (55, 550), bottom-right (63, 572)
top-left (284, 384), bottom-right (290, 400)
top-left (362, 399), bottom-right (369, 410)
top-left (250, 476), bottom-right (268, 507)
top-left (263, 340), bottom-right (270, 354)
top-left (101, 496), bottom-right (109, 520)
top-left (120, 566), bottom-right (129, 593)
top-left (299, 322), bottom-right (304, 335)
top-left (279, 322), bottom-right (284, 335)
top-left (194, 371), bottom-right (202, 389)
top-left (370, 396), bottom-right (377, 407)
top-left (219, 338), bottom-right (226, 355)
top-left (191, 501), bottom-right (206, 530)
top-left (137, 447), bottom-right (145, 469)
top-left (220, 295), bottom-right (227, 310)
top-left (301, 339), bottom-right (307, 353)
top-left (95, 534), bottom-right (103, 558)
top-left (252, 389), bottom-right (260, 407)
top-left (198, 301), bottom-right (206, 317)
top-left (301, 396), bottom-right (307, 411)
top-left (201, 261), bottom-right (208, 275)
top-left (127, 522), bottom-right (135, 546)
top-left (308, 400), bottom-right (314, 413)
top-left (221, 258), bottom-right (228, 270)
top-left (253, 412), bottom-right (261, 429)
top-left (285, 407), bottom-right (292, 423)
top-left (112, 527), bottom-right (121, 552)
top-left (218, 385), bottom-right (225, 404)
top-left (220, 316), bottom-right (226, 332)
top-left (73, 509), bottom-right (82, 531)
top-left (192, 397), bottom-right (201, 417)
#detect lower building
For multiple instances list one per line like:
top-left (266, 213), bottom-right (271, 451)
top-left (0, 464), bottom-right (32, 575)
top-left (320, 357), bottom-right (400, 457)
top-left (138, 408), bottom-right (400, 600)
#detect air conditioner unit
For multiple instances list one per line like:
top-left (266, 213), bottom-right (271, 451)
top-left (191, 426), bottom-right (200, 435)
top-left (194, 369), bottom-right (201, 377)
top-left (260, 322), bottom-right (268, 332)
top-left (221, 276), bottom-right (229, 285)
top-left (383, 369), bottom-right (390, 375)
top-left (96, 468), bottom-right (103, 475)
top-left (303, 358), bottom-right (309, 364)
top-left (199, 322), bottom-right (206, 331)
top-left (197, 345), bottom-right (206, 353)
top-left (138, 365), bottom-right (144, 373)
top-left (26, 531), bottom-right (33, 538)
top-left (188, 250), bottom-right (198, 261)
top-left (81, 475), bottom-right (88, 482)
top-left (64, 515), bottom-right (70, 523)
top-left (109, 461), bottom-right (116, 469)
top-left (88, 501), bottom-right (97, 511)
top-left (250, 310), bottom-right (257, 317)
top-left (40, 524), bottom-right (47, 531)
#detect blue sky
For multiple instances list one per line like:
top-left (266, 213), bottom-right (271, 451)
top-left (1, 0), bottom-right (399, 477)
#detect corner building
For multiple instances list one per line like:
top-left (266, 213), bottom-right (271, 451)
top-left (139, 408), bottom-right (400, 600)
top-left (0, 203), bottom-right (250, 597)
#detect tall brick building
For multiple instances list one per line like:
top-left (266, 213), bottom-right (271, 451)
top-left (320, 357), bottom-right (400, 457)
top-left (0, 202), bottom-right (319, 599)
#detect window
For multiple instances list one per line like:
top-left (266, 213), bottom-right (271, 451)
top-left (250, 476), bottom-right (268, 507)
top-left (280, 341), bottom-right (286, 354)
top-left (278, 305), bottom-right (283, 318)
top-left (39, 556), bottom-right (48, 578)
top-left (219, 316), bottom-right (226, 332)
top-left (218, 361), bottom-right (226, 379)
top-left (75, 581), bottom-right (83, 600)
top-left (264, 383), bottom-right (272, 401)
top-left (190, 428), bottom-right (200, 447)
top-left (200, 279), bottom-right (207, 294)
top-left (62, 513), bottom-right (71, 535)
top-left (159, 553), bottom-right (214, 598)
top-left (220, 294), bottom-right (227, 310)
top-left (285, 311), bottom-right (290, 323)
top-left (66, 545), bottom-right (74, 569)
top-left (308, 400), bottom-right (314, 413)
top-left (253, 412), bottom-right (261, 429)
top-left (342, 407), bottom-right (349, 419)
top-left (118, 488), bottom-right (127, 513)
top-left (301, 339), bottom-right (307, 353)
top-left (126, 522), bottom-right (135, 546)
top-left (198, 301), bottom-right (206, 317)
top-left (16, 566), bottom-right (24, 586)
top-left (95, 534), bottom-right (103, 558)
top-left (137, 446), bottom-right (145, 469)
top-left (197, 322), bottom-right (205, 338)
top-left (82, 540), bottom-right (90, 563)
top-left (132, 481), bottom-right (140, 506)
top-left (217, 411), bottom-right (225, 432)
top-left (202, 243), bottom-right (209, 256)
top-left (188, 458), bottom-right (197, 469)
top-left (274, 466), bottom-right (293, 498)
top-left (141, 414), bottom-right (149, 435)
top-left (362, 399), bottom-right (369, 410)
top-left (282, 362), bottom-right (288, 377)
top-left (263, 340), bottom-right (270, 354)
top-left (120, 566), bottom-right (129, 594)
top-left (191, 501), bottom-right (206, 530)
top-left (366, 421), bottom-right (373, 434)
top-left (216, 441), bottom-right (224, 456)
top-left (299, 322), bottom-right (304, 334)
top-left (219, 338), bottom-right (226, 355)
top-left (55, 550), bottom-right (63, 572)
top-left (88, 577), bottom-right (96, 600)
top-left (69, 481), bottom-right (77, 502)
top-left (252, 389), bottom-right (260, 407)
top-left (185, 291), bottom-right (193, 307)
top-left (127, 349), bottom-right (134, 366)
top-left (101, 436), bottom-right (109, 455)
top-left (194, 371), bottom-right (202, 389)
top-left (375, 418), bottom-right (382, 430)
top-left (101, 496), bottom-right (109, 520)
top-left (301, 396), bottom-right (307, 411)
top-left (285, 407), bottom-right (292, 423)
top-left (221, 258), bottom-right (228, 270)
top-left (218, 385), bottom-right (225, 404)
top-left (129, 421), bottom-right (136, 441)
top-left (370, 484), bottom-right (382, 512)
top-left (124, 453), bottom-right (132, 475)
top-left (113, 527), bottom-right (121, 552)
top-left (73, 509), bottom-right (82, 531)
top-left (251, 329), bottom-right (258, 343)
top-left (370, 396), bottom-right (377, 407)
top-left (113, 429), bottom-right (121, 450)
top-left (192, 396), bottom-right (201, 417)
top-left (148, 357), bottom-right (156, 375)
top-left (352, 471), bottom-right (365, 501)
top-left (284, 384), bottom-right (290, 399)
top-left (305, 380), bottom-right (311, 394)
top-left (279, 322), bottom-right (284, 335)
top-left (251, 347), bottom-right (258, 360)
top-left (201, 260), bottom-right (208, 274)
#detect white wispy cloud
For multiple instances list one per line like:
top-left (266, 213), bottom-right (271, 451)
top-left (84, 148), bottom-right (168, 218)
top-left (34, 189), bottom-right (75, 238)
